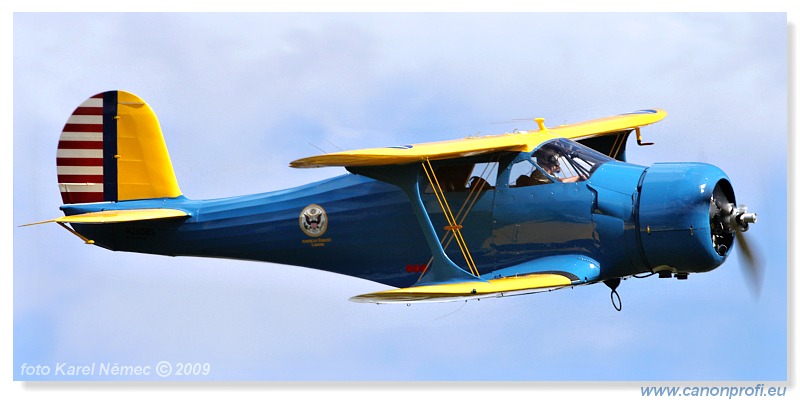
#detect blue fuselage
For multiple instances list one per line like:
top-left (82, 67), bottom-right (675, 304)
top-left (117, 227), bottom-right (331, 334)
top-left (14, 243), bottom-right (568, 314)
top-left (66, 157), bottom-right (731, 288)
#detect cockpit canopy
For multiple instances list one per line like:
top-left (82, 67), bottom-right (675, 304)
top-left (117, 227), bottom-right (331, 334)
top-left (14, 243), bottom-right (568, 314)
top-left (519, 138), bottom-right (614, 185)
top-left (426, 138), bottom-right (614, 193)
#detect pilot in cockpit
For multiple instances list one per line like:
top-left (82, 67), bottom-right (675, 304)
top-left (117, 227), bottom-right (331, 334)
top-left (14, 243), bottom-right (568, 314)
top-left (534, 148), bottom-right (580, 183)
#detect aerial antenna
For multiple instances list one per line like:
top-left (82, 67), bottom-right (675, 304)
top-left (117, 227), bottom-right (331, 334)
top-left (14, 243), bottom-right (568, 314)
top-left (308, 143), bottom-right (328, 154)
top-left (323, 139), bottom-right (343, 151)
top-left (434, 300), bottom-right (469, 320)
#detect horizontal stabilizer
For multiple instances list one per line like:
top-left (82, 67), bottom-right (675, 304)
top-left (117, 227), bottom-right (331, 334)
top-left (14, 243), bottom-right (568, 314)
top-left (350, 273), bottom-right (573, 303)
top-left (21, 208), bottom-right (190, 226)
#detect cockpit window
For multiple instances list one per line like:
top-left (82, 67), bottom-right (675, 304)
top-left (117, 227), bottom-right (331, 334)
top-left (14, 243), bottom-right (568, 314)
top-left (509, 158), bottom-right (552, 187)
top-left (534, 138), bottom-right (612, 183)
top-left (424, 161), bottom-right (499, 193)
top-left (511, 138), bottom-right (612, 187)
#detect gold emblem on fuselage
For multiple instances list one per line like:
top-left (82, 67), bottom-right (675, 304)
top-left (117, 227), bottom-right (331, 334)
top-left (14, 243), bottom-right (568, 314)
top-left (299, 204), bottom-right (328, 237)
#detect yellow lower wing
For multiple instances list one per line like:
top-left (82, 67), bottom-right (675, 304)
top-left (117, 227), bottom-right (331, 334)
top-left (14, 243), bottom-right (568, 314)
top-left (350, 273), bottom-right (573, 303)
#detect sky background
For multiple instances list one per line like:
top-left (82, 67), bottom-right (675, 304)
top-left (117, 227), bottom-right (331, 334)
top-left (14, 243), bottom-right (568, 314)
top-left (5, 6), bottom-right (795, 401)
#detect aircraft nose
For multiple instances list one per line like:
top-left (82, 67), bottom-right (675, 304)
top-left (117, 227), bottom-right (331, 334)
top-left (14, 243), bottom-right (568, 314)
top-left (637, 163), bottom-right (733, 275)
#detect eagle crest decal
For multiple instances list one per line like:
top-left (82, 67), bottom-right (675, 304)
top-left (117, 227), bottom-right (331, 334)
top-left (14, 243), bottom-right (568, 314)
top-left (299, 204), bottom-right (328, 237)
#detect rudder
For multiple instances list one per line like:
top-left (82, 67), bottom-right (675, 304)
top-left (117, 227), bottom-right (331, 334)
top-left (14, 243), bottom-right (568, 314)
top-left (57, 90), bottom-right (182, 204)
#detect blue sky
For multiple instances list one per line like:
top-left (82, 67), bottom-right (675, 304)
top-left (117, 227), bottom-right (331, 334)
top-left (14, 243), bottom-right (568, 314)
top-left (5, 6), bottom-right (796, 401)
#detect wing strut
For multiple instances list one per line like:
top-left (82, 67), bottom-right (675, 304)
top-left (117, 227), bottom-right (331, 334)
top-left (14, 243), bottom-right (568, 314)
top-left (56, 222), bottom-right (95, 244)
top-left (421, 158), bottom-right (480, 277)
top-left (347, 163), bottom-right (480, 285)
top-left (419, 158), bottom-right (497, 280)
top-left (609, 132), bottom-right (626, 160)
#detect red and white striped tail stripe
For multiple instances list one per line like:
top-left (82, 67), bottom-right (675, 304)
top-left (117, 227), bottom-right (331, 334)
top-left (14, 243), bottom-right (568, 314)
top-left (57, 94), bottom-right (105, 204)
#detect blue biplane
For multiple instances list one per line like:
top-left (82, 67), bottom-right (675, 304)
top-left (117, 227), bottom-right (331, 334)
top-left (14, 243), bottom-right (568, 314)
top-left (26, 90), bottom-right (759, 310)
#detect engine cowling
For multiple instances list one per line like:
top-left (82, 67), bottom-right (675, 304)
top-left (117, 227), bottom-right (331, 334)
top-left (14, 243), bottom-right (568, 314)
top-left (637, 163), bottom-right (743, 275)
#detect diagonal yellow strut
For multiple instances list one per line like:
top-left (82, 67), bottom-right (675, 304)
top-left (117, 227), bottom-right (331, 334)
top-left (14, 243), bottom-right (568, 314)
top-left (421, 159), bottom-right (497, 279)
top-left (421, 159), bottom-right (480, 277)
top-left (57, 222), bottom-right (95, 244)
top-left (609, 132), bottom-right (625, 160)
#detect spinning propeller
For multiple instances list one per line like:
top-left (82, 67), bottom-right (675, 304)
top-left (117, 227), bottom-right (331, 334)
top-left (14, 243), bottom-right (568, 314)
top-left (709, 182), bottom-right (762, 296)
top-left (735, 226), bottom-right (763, 297)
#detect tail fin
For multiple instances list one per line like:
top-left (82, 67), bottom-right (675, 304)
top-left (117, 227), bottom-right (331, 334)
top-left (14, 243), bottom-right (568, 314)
top-left (57, 90), bottom-right (182, 204)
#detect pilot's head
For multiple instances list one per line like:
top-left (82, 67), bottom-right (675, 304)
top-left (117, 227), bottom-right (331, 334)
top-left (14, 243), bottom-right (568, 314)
top-left (537, 149), bottom-right (561, 174)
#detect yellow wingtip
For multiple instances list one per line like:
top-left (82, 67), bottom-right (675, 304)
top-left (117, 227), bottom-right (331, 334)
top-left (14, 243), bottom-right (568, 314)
top-left (550, 108), bottom-right (667, 140)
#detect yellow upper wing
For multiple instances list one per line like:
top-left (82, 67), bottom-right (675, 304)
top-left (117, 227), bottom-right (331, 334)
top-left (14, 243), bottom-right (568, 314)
top-left (290, 131), bottom-right (536, 168)
top-left (290, 109), bottom-right (666, 168)
top-left (548, 108), bottom-right (667, 139)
